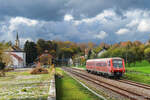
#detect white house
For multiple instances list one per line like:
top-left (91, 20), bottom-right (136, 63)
top-left (97, 49), bottom-right (106, 57)
top-left (5, 33), bottom-right (26, 68)
top-left (68, 58), bottom-right (73, 66)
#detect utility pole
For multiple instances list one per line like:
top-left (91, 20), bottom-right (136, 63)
top-left (126, 50), bottom-right (127, 66)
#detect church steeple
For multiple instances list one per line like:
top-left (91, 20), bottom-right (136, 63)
top-left (15, 32), bottom-right (20, 47)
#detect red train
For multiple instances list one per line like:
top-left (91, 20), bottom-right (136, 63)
top-left (86, 57), bottom-right (125, 78)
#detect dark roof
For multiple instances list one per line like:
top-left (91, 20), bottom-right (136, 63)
top-left (5, 45), bottom-right (24, 52)
top-left (5, 50), bottom-right (25, 52)
top-left (12, 45), bottom-right (22, 51)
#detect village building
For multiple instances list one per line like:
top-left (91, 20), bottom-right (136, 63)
top-left (36, 50), bottom-right (53, 66)
top-left (5, 33), bottom-right (26, 68)
top-left (97, 49), bottom-right (106, 57)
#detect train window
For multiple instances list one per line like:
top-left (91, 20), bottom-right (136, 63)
top-left (89, 63), bottom-right (91, 66)
top-left (108, 61), bottom-right (111, 66)
top-left (89, 63), bottom-right (94, 66)
top-left (103, 63), bottom-right (106, 66)
top-left (96, 62), bottom-right (107, 67)
top-left (88, 63), bottom-right (92, 66)
top-left (112, 59), bottom-right (123, 68)
top-left (96, 63), bottom-right (101, 67)
top-left (87, 63), bottom-right (92, 66)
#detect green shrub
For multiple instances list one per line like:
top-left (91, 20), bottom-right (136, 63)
top-left (21, 88), bottom-right (27, 92)
top-left (0, 61), bottom-right (5, 70)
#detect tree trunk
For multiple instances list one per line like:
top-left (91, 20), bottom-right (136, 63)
top-left (128, 63), bottom-right (130, 67)
top-left (134, 62), bottom-right (136, 67)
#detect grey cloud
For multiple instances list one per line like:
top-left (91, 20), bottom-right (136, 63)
top-left (0, 0), bottom-right (69, 21)
top-left (66, 0), bottom-right (150, 19)
top-left (1, 1), bottom-right (150, 45)
top-left (0, 0), bottom-right (150, 21)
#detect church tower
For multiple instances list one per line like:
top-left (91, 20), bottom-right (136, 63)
top-left (15, 32), bottom-right (20, 48)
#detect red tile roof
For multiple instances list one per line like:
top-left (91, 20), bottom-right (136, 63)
top-left (11, 53), bottom-right (23, 62)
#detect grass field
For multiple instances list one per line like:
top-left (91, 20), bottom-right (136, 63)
top-left (126, 60), bottom-right (150, 74)
top-left (0, 70), bottom-right (50, 100)
top-left (55, 68), bottom-right (102, 100)
top-left (123, 72), bottom-right (150, 84)
top-left (121, 60), bottom-right (150, 84)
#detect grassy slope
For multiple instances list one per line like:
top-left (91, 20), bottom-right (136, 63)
top-left (126, 60), bottom-right (150, 74)
top-left (55, 68), bottom-right (102, 100)
top-left (123, 73), bottom-right (150, 84)
top-left (0, 71), bottom-right (50, 100)
top-left (123, 60), bottom-right (150, 84)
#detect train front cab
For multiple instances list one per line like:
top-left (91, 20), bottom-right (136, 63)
top-left (109, 58), bottom-right (125, 77)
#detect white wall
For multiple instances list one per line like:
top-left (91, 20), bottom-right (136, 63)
top-left (13, 52), bottom-right (26, 68)
top-left (5, 51), bottom-right (26, 68)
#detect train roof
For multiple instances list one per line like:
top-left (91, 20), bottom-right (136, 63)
top-left (86, 57), bottom-right (122, 62)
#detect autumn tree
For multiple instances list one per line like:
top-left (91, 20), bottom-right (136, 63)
top-left (0, 42), bottom-right (12, 76)
top-left (1, 53), bottom-right (12, 66)
top-left (88, 42), bottom-right (96, 49)
top-left (60, 47), bottom-right (74, 58)
top-left (78, 43), bottom-right (88, 52)
top-left (133, 40), bottom-right (142, 47)
top-left (0, 42), bottom-right (12, 65)
top-left (36, 39), bottom-right (47, 55)
top-left (99, 42), bottom-right (110, 49)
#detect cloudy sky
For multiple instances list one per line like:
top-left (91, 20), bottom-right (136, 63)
top-left (1, 0), bottom-right (150, 45)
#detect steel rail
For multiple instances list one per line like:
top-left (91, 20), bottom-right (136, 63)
top-left (118, 79), bottom-right (150, 90)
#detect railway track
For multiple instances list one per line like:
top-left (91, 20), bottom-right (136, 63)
top-left (63, 67), bottom-right (150, 100)
top-left (118, 79), bottom-right (150, 90)
top-left (72, 67), bottom-right (150, 90)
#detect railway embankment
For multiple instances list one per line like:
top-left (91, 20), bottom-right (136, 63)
top-left (55, 68), bottom-right (102, 100)
top-left (123, 67), bottom-right (150, 86)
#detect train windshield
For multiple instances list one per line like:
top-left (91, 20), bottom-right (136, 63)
top-left (112, 59), bottom-right (123, 68)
